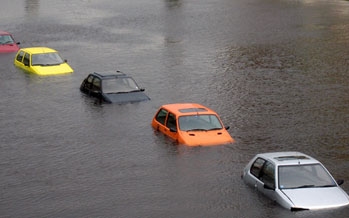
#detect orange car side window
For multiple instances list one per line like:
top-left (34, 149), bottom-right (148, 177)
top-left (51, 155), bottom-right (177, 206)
top-left (156, 109), bottom-right (167, 125)
top-left (166, 113), bottom-right (177, 130)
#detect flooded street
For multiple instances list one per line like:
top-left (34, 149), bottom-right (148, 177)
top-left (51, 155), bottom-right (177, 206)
top-left (1, 0), bottom-right (349, 217)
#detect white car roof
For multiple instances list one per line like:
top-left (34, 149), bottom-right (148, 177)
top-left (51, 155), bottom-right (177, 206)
top-left (257, 151), bottom-right (320, 166)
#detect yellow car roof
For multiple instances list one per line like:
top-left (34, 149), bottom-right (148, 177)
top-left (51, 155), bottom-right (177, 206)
top-left (20, 47), bottom-right (57, 54)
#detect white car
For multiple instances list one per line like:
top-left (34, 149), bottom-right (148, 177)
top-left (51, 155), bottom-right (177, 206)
top-left (241, 151), bottom-right (349, 211)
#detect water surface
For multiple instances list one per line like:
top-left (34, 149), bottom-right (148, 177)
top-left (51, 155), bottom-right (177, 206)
top-left (1, 0), bottom-right (349, 217)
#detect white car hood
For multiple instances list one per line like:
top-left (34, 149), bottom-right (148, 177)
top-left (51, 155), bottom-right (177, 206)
top-left (282, 187), bottom-right (349, 210)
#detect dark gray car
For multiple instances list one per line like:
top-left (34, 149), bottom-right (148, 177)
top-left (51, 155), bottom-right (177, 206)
top-left (80, 71), bottom-right (150, 104)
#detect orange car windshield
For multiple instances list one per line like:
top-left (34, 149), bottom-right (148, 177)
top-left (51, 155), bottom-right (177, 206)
top-left (178, 115), bottom-right (223, 131)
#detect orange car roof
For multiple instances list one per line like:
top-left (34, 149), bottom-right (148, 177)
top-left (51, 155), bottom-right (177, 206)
top-left (160, 103), bottom-right (217, 116)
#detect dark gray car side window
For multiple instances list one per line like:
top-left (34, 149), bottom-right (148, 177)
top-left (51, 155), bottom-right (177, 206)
top-left (84, 75), bottom-right (94, 89)
top-left (92, 78), bottom-right (101, 91)
top-left (87, 75), bottom-right (94, 83)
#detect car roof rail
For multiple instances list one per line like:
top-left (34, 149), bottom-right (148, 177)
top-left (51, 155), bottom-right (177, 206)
top-left (94, 70), bottom-right (126, 78)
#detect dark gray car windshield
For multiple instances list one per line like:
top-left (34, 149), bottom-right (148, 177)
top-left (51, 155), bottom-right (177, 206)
top-left (102, 77), bottom-right (139, 94)
top-left (178, 115), bottom-right (223, 131)
top-left (278, 164), bottom-right (336, 189)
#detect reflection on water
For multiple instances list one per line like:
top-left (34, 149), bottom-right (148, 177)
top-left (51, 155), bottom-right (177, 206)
top-left (164, 0), bottom-right (182, 9)
top-left (25, 0), bottom-right (40, 17)
top-left (163, 0), bottom-right (183, 44)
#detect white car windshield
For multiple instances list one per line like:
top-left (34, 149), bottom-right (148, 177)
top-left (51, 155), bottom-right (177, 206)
top-left (102, 77), bottom-right (139, 93)
top-left (31, 52), bottom-right (64, 66)
top-left (278, 164), bottom-right (336, 189)
top-left (178, 115), bottom-right (223, 131)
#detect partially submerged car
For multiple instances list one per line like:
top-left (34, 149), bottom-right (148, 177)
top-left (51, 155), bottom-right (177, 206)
top-left (80, 71), bottom-right (150, 104)
top-left (151, 103), bottom-right (235, 146)
top-left (14, 47), bottom-right (74, 76)
top-left (241, 151), bottom-right (349, 211)
top-left (0, 31), bottom-right (20, 53)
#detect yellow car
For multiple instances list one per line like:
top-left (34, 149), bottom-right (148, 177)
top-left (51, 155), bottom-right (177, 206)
top-left (152, 103), bottom-right (235, 146)
top-left (14, 47), bottom-right (74, 76)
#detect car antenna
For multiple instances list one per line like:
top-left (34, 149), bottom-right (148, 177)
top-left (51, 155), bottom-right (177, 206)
top-left (295, 151), bottom-right (300, 164)
top-left (195, 108), bottom-right (199, 116)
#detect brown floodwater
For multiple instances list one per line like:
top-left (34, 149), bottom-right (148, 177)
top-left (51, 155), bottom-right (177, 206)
top-left (1, 0), bottom-right (349, 217)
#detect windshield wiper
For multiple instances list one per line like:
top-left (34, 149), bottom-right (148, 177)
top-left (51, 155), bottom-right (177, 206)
top-left (108, 91), bottom-right (129, 94)
top-left (316, 184), bottom-right (336, 188)
top-left (107, 90), bottom-right (139, 94)
top-left (186, 128), bottom-right (207, 132)
top-left (292, 185), bottom-right (315, 189)
top-left (207, 127), bottom-right (222, 130)
top-left (34, 63), bottom-right (61, 66)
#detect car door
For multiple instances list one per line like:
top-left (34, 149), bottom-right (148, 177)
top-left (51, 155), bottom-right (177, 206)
top-left (90, 77), bottom-right (102, 98)
top-left (14, 50), bottom-right (26, 70)
top-left (81, 75), bottom-right (94, 93)
top-left (153, 109), bottom-right (178, 141)
top-left (249, 157), bottom-right (265, 188)
top-left (258, 161), bottom-right (276, 200)
top-left (249, 158), bottom-right (277, 200)
top-left (164, 112), bottom-right (178, 140)
top-left (15, 50), bottom-right (24, 62)
top-left (153, 108), bottom-right (167, 132)
top-left (22, 52), bottom-right (33, 73)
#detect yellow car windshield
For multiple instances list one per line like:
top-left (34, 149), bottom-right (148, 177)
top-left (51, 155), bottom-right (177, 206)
top-left (31, 52), bottom-right (64, 66)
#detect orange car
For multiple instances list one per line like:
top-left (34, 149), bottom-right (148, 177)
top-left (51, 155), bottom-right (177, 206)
top-left (151, 103), bottom-right (235, 146)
